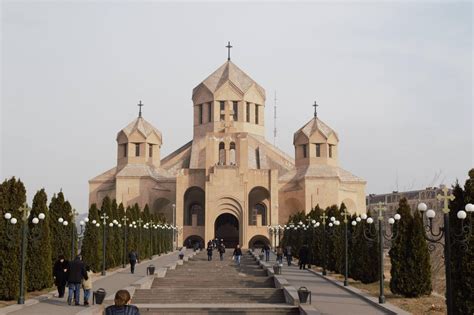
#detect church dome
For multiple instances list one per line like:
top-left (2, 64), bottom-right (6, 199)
top-left (118, 117), bottom-right (162, 141)
top-left (293, 117), bottom-right (338, 144)
top-left (192, 61), bottom-right (265, 98)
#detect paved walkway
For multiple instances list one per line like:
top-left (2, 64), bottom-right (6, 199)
top-left (262, 251), bottom-right (389, 315)
top-left (3, 250), bottom-right (188, 315)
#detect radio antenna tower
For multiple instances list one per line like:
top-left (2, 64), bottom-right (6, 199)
top-left (273, 91), bottom-right (277, 146)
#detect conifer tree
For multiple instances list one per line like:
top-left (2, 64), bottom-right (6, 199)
top-left (350, 210), bottom-right (378, 283)
top-left (26, 189), bottom-right (53, 291)
top-left (0, 177), bottom-right (26, 300)
top-left (326, 205), bottom-right (340, 271)
top-left (115, 202), bottom-right (125, 266)
top-left (450, 170), bottom-right (474, 314)
top-left (49, 192), bottom-right (71, 261)
top-left (308, 205), bottom-right (322, 266)
top-left (80, 204), bottom-right (102, 272)
top-left (100, 196), bottom-right (115, 269)
top-left (389, 198), bottom-right (431, 297)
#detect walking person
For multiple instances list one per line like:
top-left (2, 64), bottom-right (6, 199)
top-left (82, 265), bottom-right (93, 306)
top-left (105, 289), bottom-right (140, 315)
top-left (262, 243), bottom-right (270, 262)
top-left (53, 254), bottom-right (68, 298)
top-left (285, 245), bottom-right (293, 266)
top-left (233, 244), bottom-right (243, 266)
top-left (67, 255), bottom-right (88, 306)
top-left (276, 246), bottom-right (284, 264)
top-left (207, 245), bottom-right (213, 261)
top-left (298, 244), bottom-right (309, 270)
top-left (218, 243), bottom-right (226, 261)
top-left (128, 249), bottom-right (139, 274)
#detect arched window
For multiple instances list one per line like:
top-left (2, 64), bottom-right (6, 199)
top-left (230, 142), bottom-right (236, 165)
top-left (251, 203), bottom-right (267, 226)
top-left (187, 203), bottom-right (204, 226)
top-left (218, 142), bottom-right (225, 165)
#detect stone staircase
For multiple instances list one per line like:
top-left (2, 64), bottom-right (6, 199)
top-left (133, 251), bottom-right (300, 314)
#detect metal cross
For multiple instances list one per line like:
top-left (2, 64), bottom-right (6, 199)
top-left (320, 211), bottom-right (328, 225)
top-left (137, 218), bottom-right (144, 227)
top-left (313, 101), bottom-right (319, 117)
top-left (226, 41), bottom-right (233, 61)
top-left (100, 213), bottom-right (109, 225)
top-left (122, 215), bottom-right (129, 225)
top-left (138, 100), bottom-right (144, 118)
top-left (19, 202), bottom-right (30, 221)
top-left (71, 208), bottom-right (78, 221)
top-left (374, 202), bottom-right (386, 220)
top-left (341, 207), bottom-right (350, 224)
top-left (437, 186), bottom-right (455, 214)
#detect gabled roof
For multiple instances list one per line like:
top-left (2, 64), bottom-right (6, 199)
top-left (119, 117), bottom-right (162, 140)
top-left (293, 117), bottom-right (338, 143)
top-left (193, 61), bottom-right (265, 98)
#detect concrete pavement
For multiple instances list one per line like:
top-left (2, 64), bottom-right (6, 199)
top-left (1, 250), bottom-right (191, 315)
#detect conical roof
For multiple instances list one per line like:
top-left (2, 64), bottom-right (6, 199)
top-left (293, 117), bottom-right (338, 143)
top-left (119, 117), bottom-right (162, 140)
top-left (193, 61), bottom-right (265, 97)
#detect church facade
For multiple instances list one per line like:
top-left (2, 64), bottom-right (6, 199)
top-left (89, 58), bottom-right (366, 248)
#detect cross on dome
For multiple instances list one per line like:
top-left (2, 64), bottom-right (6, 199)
top-left (138, 100), bottom-right (144, 118)
top-left (313, 100), bottom-right (319, 117)
top-left (226, 41), bottom-right (233, 61)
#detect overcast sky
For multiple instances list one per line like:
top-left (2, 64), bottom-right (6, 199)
top-left (1, 1), bottom-right (472, 213)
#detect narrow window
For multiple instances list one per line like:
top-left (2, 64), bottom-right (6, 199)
top-left (255, 104), bottom-right (259, 124)
top-left (329, 144), bottom-right (333, 158)
top-left (198, 104), bottom-right (203, 124)
top-left (218, 142), bottom-right (225, 165)
top-left (135, 143), bottom-right (140, 157)
top-left (149, 144), bottom-right (153, 157)
top-left (124, 143), bottom-right (128, 157)
top-left (232, 101), bottom-right (238, 121)
top-left (246, 102), bottom-right (250, 122)
top-left (316, 144), bottom-right (321, 157)
top-left (208, 103), bottom-right (212, 122)
top-left (230, 142), bottom-right (236, 165)
top-left (302, 144), bottom-right (307, 158)
top-left (220, 101), bottom-right (225, 121)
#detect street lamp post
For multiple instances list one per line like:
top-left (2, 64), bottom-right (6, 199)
top-left (320, 211), bottom-right (328, 276)
top-left (100, 213), bottom-right (109, 276)
top-left (4, 202), bottom-right (46, 304)
top-left (361, 202), bottom-right (401, 304)
top-left (341, 207), bottom-right (351, 286)
top-left (137, 218), bottom-right (143, 258)
top-left (172, 204), bottom-right (176, 250)
top-left (417, 187), bottom-right (473, 315)
top-left (121, 215), bottom-right (129, 268)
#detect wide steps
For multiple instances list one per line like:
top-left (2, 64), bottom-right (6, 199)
top-left (133, 288), bottom-right (285, 304)
top-left (138, 304), bottom-right (300, 315)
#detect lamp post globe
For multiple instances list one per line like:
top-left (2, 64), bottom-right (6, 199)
top-left (38, 213), bottom-right (45, 220)
top-left (10, 218), bottom-right (18, 224)
top-left (426, 209), bottom-right (436, 219)
top-left (4, 212), bottom-right (12, 220)
top-left (418, 203), bottom-right (428, 212)
top-left (32, 218), bottom-right (39, 224)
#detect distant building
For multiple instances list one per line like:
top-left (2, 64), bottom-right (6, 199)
top-left (366, 185), bottom-right (450, 217)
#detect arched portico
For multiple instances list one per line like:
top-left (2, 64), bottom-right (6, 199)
top-left (248, 235), bottom-right (270, 249)
top-left (214, 213), bottom-right (239, 248)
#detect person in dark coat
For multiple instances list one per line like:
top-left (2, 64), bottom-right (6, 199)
top-left (233, 244), bottom-right (242, 266)
top-left (262, 244), bottom-right (270, 262)
top-left (217, 243), bottom-right (226, 261)
top-left (105, 289), bottom-right (140, 315)
top-left (53, 255), bottom-right (68, 298)
top-left (67, 255), bottom-right (88, 305)
top-left (285, 246), bottom-right (293, 266)
top-left (128, 250), bottom-right (139, 274)
top-left (207, 246), bottom-right (213, 261)
top-left (298, 245), bottom-right (309, 270)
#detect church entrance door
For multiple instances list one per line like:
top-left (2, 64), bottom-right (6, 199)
top-left (214, 213), bottom-right (239, 249)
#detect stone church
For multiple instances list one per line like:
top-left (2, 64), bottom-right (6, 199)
top-left (89, 57), bottom-right (366, 248)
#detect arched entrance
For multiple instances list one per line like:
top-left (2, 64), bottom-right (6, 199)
top-left (183, 235), bottom-right (204, 249)
top-left (214, 213), bottom-right (239, 248)
top-left (248, 235), bottom-right (270, 249)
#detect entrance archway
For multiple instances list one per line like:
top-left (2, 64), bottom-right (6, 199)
top-left (183, 235), bottom-right (204, 249)
top-left (248, 235), bottom-right (270, 249)
top-left (214, 213), bottom-right (239, 248)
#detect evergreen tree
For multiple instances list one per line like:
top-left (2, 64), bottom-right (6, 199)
top-left (351, 210), bottom-right (379, 283)
top-left (100, 196), bottom-right (115, 269)
top-left (0, 177), bottom-right (26, 300)
top-left (115, 202), bottom-right (125, 266)
top-left (26, 189), bottom-right (53, 291)
top-left (307, 205), bottom-right (322, 266)
top-left (389, 198), bottom-right (431, 297)
top-left (326, 205), bottom-right (340, 272)
top-left (49, 192), bottom-right (71, 262)
top-left (333, 203), bottom-right (346, 274)
top-left (80, 204), bottom-right (102, 272)
top-left (450, 169), bottom-right (474, 314)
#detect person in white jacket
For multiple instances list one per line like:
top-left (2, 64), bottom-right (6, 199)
top-left (82, 265), bottom-right (93, 306)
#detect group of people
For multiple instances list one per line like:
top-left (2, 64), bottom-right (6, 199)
top-left (205, 238), bottom-right (243, 265)
top-left (53, 255), bottom-right (92, 306)
top-left (52, 249), bottom-right (141, 307)
top-left (263, 244), bottom-right (310, 269)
